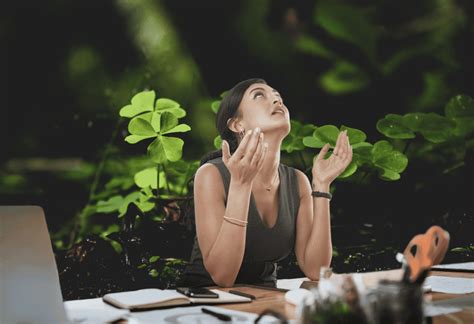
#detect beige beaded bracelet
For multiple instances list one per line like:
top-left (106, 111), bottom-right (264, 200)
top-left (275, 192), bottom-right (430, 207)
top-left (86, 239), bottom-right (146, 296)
top-left (223, 216), bottom-right (248, 227)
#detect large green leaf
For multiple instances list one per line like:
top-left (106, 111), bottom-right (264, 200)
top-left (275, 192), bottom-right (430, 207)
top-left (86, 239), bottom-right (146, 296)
top-left (376, 114), bottom-right (416, 139)
top-left (314, 0), bottom-right (376, 61)
top-left (119, 90), bottom-right (155, 118)
top-left (155, 98), bottom-right (186, 118)
top-left (319, 61), bottom-right (369, 94)
top-left (128, 117), bottom-right (156, 136)
top-left (160, 112), bottom-right (179, 133)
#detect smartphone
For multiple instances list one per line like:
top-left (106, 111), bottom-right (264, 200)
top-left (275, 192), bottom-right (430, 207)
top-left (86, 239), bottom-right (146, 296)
top-left (176, 287), bottom-right (219, 298)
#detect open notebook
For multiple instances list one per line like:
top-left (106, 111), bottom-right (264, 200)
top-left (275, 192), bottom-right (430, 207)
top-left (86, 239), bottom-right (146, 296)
top-left (103, 288), bottom-right (251, 310)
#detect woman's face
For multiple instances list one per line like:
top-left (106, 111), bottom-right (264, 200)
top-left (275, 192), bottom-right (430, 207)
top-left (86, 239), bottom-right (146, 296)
top-left (236, 83), bottom-right (290, 136)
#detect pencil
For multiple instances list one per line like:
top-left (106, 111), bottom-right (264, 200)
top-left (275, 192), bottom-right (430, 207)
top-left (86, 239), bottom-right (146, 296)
top-left (228, 289), bottom-right (256, 300)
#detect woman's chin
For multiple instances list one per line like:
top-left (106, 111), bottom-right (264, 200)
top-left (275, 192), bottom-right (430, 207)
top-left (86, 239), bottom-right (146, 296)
top-left (261, 121), bottom-right (290, 136)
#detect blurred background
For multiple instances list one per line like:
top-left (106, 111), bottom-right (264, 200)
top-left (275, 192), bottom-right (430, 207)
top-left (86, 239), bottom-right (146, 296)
top-left (1, 0), bottom-right (473, 299)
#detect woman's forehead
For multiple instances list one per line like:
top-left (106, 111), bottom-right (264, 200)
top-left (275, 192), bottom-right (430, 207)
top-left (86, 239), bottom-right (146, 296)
top-left (245, 83), bottom-right (279, 95)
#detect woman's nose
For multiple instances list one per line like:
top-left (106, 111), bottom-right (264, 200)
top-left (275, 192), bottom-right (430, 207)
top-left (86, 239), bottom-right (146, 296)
top-left (273, 98), bottom-right (282, 105)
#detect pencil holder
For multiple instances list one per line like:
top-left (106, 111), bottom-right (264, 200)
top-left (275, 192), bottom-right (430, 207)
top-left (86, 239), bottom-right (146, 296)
top-left (366, 280), bottom-right (424, 324)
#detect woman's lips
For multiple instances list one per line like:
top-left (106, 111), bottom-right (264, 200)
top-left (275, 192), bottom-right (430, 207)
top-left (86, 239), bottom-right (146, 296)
top-left (271, 108), bottom-right (285, 115)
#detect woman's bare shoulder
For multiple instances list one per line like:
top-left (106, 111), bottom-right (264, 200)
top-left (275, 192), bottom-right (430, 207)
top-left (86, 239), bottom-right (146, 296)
top-left (292, 168), bottom-right (312, 198)
top-left (194, 163), bottom-right (225, 195)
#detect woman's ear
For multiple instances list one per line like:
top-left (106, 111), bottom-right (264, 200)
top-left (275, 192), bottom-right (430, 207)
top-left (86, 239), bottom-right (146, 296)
top-left (227, 117), bottom-right (244, 133)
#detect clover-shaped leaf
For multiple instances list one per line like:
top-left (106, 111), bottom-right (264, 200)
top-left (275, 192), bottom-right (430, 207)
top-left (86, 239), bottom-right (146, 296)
top-left (371, 140), bottom-right (408, 181)
top-left (119, 90), bottom-right (155, 118)
top-left (376, 114), bottom-right (416, 139)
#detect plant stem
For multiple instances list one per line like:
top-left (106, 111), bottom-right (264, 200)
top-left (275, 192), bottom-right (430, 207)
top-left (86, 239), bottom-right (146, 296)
top-left (70, 118), bottom-right (123, 247)
top-left (156, 163), bottom-right (161, 199)
top-left (161, 163), bottom-right (172, 194)
top-left (180, 164), bottom-right (192, 195)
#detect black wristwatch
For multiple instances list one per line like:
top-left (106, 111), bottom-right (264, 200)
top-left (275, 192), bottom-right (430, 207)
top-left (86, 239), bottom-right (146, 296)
top-left (311, 191), bottom-right (332, 200)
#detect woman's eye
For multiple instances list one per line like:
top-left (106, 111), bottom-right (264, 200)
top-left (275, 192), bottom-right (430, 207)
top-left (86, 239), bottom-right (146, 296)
top-left (254, 92), bottom-right (264, 99)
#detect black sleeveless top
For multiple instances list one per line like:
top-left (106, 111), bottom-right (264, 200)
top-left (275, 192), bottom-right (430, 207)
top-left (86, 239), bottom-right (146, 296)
top-left (180, 157), bottom-right (300, 287)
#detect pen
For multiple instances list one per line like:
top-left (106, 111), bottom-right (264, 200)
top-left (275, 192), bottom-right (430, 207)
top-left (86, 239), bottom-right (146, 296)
top-left (201, 307), bottom-right (232, 321)
top-left (229, 289), bottom-right (256, 300)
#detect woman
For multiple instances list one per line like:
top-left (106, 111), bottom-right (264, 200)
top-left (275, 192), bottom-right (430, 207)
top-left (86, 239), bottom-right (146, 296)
top-left (181, 78), bottom-right (352, 288)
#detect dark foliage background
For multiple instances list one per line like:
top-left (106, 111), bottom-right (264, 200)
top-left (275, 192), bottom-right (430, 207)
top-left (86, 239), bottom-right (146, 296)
top-left (1, 0), bottom-right (472, 299)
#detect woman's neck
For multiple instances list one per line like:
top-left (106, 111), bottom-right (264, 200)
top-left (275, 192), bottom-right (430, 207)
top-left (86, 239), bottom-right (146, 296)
top-left (255, 137), bottom-right (281, 186)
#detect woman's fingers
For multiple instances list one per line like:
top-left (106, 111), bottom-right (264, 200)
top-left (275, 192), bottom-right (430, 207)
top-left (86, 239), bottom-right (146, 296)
top-left (333, 131), bottom-right (343, 156)
top-left (335, 130), bottom-right (349, 158)
top-left (256, 142), bottom-right (268, 171)
top-left (250, 132), bottom-right (264, 166)
top-left (232, 129), bottom-right (253, 160)
top-left (316, 143), bottom-right (330, 162)
top-left (222, 140), bottom-right (231, 164)
top-left (242, 128), bottom-right (261, 164)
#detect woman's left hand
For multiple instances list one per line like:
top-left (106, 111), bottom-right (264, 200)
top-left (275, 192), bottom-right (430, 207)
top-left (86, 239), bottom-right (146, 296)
top-left (312, 130), bottom-right (353, 186)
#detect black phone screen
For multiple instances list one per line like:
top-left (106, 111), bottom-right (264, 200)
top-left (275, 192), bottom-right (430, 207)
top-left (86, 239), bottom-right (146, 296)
top-left (176, 287), bottom-right (219, 298)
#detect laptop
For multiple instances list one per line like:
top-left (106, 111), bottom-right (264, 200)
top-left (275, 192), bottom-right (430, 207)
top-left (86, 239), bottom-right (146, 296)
top-left (0, 206), bottom-right (70, 324)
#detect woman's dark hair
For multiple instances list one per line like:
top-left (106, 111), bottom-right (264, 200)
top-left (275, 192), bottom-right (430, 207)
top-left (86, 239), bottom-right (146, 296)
top-left (200, 78), bottom-right (267, 165)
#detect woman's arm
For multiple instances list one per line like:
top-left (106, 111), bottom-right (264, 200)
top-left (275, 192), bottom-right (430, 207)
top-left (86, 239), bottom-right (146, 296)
top-left (294, 130), bottom-right (352, 280)
top-left (194, 129), bottom-right (267, 287)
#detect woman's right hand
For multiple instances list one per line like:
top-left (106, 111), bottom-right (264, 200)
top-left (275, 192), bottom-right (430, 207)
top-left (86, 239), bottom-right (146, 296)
top-left (222, 127), bottom-right (268, 186)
